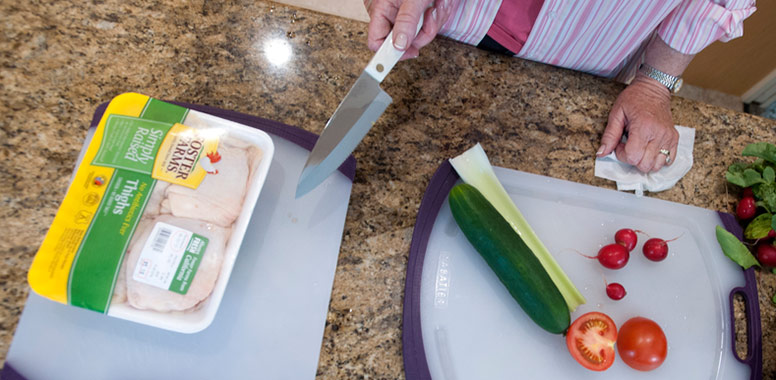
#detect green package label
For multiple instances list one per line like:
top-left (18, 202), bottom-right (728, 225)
top-left (169, 234), bottom-right (208, 295)
top-left (65, 97), bottom-right (191, 313)
top-left (68, 171), bottom-right (155, 312)
top-left (92, 115), bottom-right (174, 174)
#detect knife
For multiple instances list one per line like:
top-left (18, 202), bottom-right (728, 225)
top-left (295, 18), bottom-right (424, 198)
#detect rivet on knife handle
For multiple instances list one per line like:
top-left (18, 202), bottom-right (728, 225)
top-left (364, 14), bottom-right (425, 82)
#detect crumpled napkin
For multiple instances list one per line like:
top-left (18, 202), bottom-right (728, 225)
top-left (594, 125), bottom-right (695, 197)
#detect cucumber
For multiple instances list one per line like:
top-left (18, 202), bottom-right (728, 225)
top-left (449, 183), bottom-right (570, 334)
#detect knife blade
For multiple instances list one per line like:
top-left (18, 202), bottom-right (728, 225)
top-left (296, 18), bottom-right (424, 198)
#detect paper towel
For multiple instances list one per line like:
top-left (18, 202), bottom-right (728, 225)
top-left (594, 125), bottom-right (695, 196)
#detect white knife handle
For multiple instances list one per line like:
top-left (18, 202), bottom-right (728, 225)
top-left (364, 13), bottom-right (425, 82)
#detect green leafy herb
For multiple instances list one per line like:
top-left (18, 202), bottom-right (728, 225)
top-left (764, 166), bottom-right (776, 183)
top-left (725, 167), bottom-right (765, 188)
top-left (715, 226), bottom-right (760, 269)
top-left (742, 142), bottom-right (776, 164)
top-left (744, 213), bottom-right (774, 239)
top-left (754, 182), bottom-right (776, 214)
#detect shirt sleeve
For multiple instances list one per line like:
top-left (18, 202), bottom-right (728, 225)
top-left (657, 0), bottom-right (757, 55)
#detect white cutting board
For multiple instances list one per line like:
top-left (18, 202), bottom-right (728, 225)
top-left (419, 167), bottom-right (750, 379)
top-left (6, 131), bottom-right (352, 379)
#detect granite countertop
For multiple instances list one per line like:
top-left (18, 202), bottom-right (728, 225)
top-left (1, 1), bottom-right (774, 378)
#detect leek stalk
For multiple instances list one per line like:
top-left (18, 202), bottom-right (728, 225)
top-left (450, 143), bottom-right (586, 311)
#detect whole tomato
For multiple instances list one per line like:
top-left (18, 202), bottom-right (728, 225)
top-left (617, 317), bottom-right (667, 371)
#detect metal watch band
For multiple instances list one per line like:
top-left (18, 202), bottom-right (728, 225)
top-left (639, 64), bottom-right (682, 93)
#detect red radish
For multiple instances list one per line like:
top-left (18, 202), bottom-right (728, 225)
top-left (736, 197), bottom-right (756, 220)
top-left (636, 231), bottom-right (682, 262)
top-left (606, 282), bottom-right (627, 300)
top-left (757, 243), bottom-right (776, 266)
top-left (615, 228), bottom-right (638, 251)
top-left (743, 187), bottom-right (754, 198)
top-left (576, 244), bottom-right (630, 269)
top-left (768, 230), bottom-right (776, 239)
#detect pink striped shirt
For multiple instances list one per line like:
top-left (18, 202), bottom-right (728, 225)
top-left (438, 0), bottom-right (756, 80)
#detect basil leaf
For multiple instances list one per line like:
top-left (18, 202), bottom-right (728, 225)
top-left (743, 142), bottom-right (776, 164)
top-left (715, 226), bottom-right (760, 269)
top-left (744, 213), bottom-right (774, 239)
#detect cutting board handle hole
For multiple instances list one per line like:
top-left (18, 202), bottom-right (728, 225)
top-left (376, 64), bottom-right (384, 73)
top-left (730, 292), bottom-right (750, 361)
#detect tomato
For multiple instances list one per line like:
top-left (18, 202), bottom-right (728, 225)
top-left (566, 312), bottom-right (617, 371)
top-left (617, 317), bottom-right (668, 371)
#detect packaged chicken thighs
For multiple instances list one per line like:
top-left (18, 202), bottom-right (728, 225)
top-left (28, 93), bottom-right (274, 333)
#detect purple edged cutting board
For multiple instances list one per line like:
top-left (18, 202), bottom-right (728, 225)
top-left (3, 101), bottom-right (355, 380)
top-left (403, 160), bottom-right (762, 380)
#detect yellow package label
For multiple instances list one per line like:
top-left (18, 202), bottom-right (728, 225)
top-left (152, 123), bottom-right (220, 189)
top-left (28, 93), bottom-right (218, 313)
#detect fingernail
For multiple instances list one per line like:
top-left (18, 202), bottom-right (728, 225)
top-left (596, 145), bottom-right (606, 156)
top-left (394, 33), bottom-right (408, 50)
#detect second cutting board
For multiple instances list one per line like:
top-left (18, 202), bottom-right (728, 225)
top-left (403, 160), bottom-right (761, 380)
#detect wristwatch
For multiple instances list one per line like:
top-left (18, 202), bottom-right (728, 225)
top-left (639, 64), bottom-right (683, 93)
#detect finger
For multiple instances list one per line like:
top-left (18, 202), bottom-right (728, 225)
top-left (664, 127), bottom-right (679, 167)
top-left (392, 0), bottom-right (432, 50)
top-left (639, 138), bottom-right (662, 173)
top-left (398, 46), bottom-right (420, 60)
top-left (650, 128), bottom-right (679, 172)
top-left (619, 125), bottom-right (650, 168)
top-left (651, 150), bottom-right (667, 172)
top-left (598, 102), bottom-right (627, 157)
top-left (367, 2), bottom-right (399, 51)
top-left (412, 3), bottom-right (450, 48)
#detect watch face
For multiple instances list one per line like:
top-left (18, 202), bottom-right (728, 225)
top-left (673, 78), bottom-right (684, 93)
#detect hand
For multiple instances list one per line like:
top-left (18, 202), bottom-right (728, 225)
top-left (366, 0), bottom-right (456, 60)
top-left (597, 74), bottom-right (680, 173)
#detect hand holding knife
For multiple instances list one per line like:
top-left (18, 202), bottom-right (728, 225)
top-left (295, 15), bottom-right (425, 198)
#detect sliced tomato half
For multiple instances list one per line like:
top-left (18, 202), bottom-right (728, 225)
top-left (566, 312), bottom-right (617, 371)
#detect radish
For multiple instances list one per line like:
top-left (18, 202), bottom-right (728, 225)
top-left (643, 238), bottom-right (670, 261)
top-left (768, 230), bottom-right (776, 239)
top-left (600, 273), bottom-right (627, 300)
top-left (577, 244), bottom-right (630, 269)
top-left (635, 231), bottom-right (682, 262)
top-left (642, 236), bottom-right (683, 262)
top-left (757, 243), bottom-right (776, 267)
top-left (743, 187), bottom-right (754, 198)
top-left (606, 282), bottom-right (627, 300)
top-left (615, 228), bottom-right (638, 251)
top-left (736, 197), bottom-right (756, 220)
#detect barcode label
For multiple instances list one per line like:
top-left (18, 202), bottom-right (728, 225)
top-left (152, 227), bottom-right (172, 252)
top-left (133, 221), bottom-right (194, 290)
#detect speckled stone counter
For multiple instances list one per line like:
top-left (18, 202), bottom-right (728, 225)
top-left (1, 1), bottom-right (774, 378)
